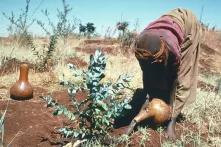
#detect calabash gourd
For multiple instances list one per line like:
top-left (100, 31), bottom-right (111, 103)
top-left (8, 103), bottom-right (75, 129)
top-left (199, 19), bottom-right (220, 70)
top-left (10, 63), bottom-right (33, 100)
top-left (127, 98), bottom-right (171, 134)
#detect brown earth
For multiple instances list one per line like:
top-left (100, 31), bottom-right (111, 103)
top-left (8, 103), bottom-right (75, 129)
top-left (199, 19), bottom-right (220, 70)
top-left (82, 39), bottom-right (119, 45)
top-left (0, 58), bottom-right (35, 76)
top-left (65, 57), bottom-right (87, 68)
top-left (75, 39), bottom-right (133, 56)
top-left (199, 43), bottom-right (221, 74)
top-left (0, 85), bottom-right (91, 147)
top-left (75, 46), bottom-right (116, 55)
top-left (0, 56), bottom-right (87, 76)
top-left (199, 30), bottom-right (221, 74)
top-left (0, 87), bottom-right (208, 147)
top-left (0, 87), bottom-right (68, 147)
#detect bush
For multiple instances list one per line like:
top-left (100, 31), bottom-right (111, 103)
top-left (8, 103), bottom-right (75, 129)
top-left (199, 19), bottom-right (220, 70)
top-left (120, 31), bottom-right (137, 48)
top-left (29, 34), bottom-right (58, 72)
top-left (116, 21), bottom-right (136, 48)
top-left (37, 0), bottom-right (78, 44)
top-left (42, 49), bottom-right (132, 141)
top-left (2, 0), bottom-right (35, 46)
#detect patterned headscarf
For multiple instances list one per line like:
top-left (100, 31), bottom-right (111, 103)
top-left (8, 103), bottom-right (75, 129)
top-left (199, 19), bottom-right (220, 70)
top-left (135, 38), bottom-right (168, 63)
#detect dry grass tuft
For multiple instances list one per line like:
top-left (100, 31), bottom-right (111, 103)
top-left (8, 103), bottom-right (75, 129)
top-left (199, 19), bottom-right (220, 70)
top-left (105, 54), bottom-right (142, 89)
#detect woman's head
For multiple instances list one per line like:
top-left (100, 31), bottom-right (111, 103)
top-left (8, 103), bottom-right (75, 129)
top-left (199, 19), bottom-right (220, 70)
top-left (135, 32), bottom-right (168, 64)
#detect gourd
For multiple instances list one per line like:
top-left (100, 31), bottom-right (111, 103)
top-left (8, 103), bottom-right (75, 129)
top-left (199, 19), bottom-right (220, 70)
top-left (10, 63), bottom-right (33, 100)
top-left (127, 98), bottom-right (171, 134)
top-left (135, 98), bottom-right (171, 123)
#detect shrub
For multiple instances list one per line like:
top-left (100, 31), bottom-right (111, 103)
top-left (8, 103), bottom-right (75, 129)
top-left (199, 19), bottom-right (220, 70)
top-left (120, 31), bottom-right (137, 48)
top-left (29, 34), bottom-right (57, 72)
top-left (2, 0), bottom-right (35, 46)
top-left (42, 49), bottom-right (132, 141)
top-left (37, 0), bottom-right (78, 44)
top-left (116, 21), bottom-right (136, 48)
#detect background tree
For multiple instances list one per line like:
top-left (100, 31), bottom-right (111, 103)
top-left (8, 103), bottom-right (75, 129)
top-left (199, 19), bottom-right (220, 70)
top-left (79, 23), bottom-right (87, 36)
top-left (116, 21), bottom-right (129, 37)
top-left (78, 22), bottom-right (96, 38)
top-left (86, 22), bottom-right (96, 38)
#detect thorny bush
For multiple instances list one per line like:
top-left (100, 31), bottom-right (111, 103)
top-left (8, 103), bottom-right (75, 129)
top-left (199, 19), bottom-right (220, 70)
top-left (2, 0), bottom-right (35, 46)
top-left (42, 49), bottom-right (132, 140)
top-left (37, 0), bottom-right (78, 44)
top-left (28, 34), bottom-right (57, 72)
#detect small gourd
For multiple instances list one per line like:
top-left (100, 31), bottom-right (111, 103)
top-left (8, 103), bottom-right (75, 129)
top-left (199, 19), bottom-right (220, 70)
top-left (10, 63), bottom-right (33, 100)
top-left (127, 98), bottom-right (171, 134)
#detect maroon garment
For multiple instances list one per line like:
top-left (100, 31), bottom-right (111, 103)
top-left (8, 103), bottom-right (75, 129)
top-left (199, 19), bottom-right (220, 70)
top-left (144, 16), bottom-right (184, 63)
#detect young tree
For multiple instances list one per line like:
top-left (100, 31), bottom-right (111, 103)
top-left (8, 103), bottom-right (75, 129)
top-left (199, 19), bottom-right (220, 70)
top-left (42, 50), bottom-right (132, 141)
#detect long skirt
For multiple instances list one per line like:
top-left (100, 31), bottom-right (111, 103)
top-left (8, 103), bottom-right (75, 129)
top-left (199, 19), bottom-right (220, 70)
top-left (165, 8), bottom-right (202, 117)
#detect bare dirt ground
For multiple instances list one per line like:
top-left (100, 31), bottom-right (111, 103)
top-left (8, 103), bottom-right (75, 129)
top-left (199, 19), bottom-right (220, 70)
top-left (0, 87), bottom-right (203, 147)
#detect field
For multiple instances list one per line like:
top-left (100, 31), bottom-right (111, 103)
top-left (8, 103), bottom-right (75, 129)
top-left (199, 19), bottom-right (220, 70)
top-left (0, 0), bottom-right (221, 146)
top-left (0, 28), bottom-right (221, 147)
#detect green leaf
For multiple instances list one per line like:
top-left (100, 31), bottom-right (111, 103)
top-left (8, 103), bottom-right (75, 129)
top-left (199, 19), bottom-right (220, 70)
top-left (97, 100), bottom-right (108, 111)
top-left (73, 132), bottom-right (79, 138)
top-left (124, 104), bottom-right (132, 109)
top-left (95, 108), bottom-right (100, 113)
top-left (57, 109), bottom-right (63, 115)
top-left (53, 110), bottom-right (59, 115)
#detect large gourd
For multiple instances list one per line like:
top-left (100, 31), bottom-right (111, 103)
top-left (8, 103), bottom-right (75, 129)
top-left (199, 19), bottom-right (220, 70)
top-left (127, 98), bottom-right (171, 134)
top-left (10, 63), bottom-right (33, 100)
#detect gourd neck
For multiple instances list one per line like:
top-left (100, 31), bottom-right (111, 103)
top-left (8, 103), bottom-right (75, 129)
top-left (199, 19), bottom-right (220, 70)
top-left (134, 108), bottom-right (153, 123)
top-left (19, 64), bottom-right (29, 82)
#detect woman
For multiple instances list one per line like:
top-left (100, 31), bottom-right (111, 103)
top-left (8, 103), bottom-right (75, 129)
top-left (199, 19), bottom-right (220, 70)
top-left (134, 8), bottom-right (202, 138)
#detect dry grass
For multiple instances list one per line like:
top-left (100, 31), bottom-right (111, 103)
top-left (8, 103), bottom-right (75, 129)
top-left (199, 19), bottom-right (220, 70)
top-left (105, 54), bottom-right (142, 89)
top-left (162, 75), bottom-right (221, 146)
top-left (162, 86), bottom-right (221, 146)
top-left (183, 88), bottom-right (221, 135)
top-left (203, 30), bottom-right (221, 51)
top-left (200, 30), bottom-right (221, 73)
top-left (0, 37), bottom-right (83, 88)
top-left (0, 37), bottom-right (83, 65)
top-left (0, 45), bottom-right (35, 66)
top-left (199, 73), bottom-right (220, 87)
